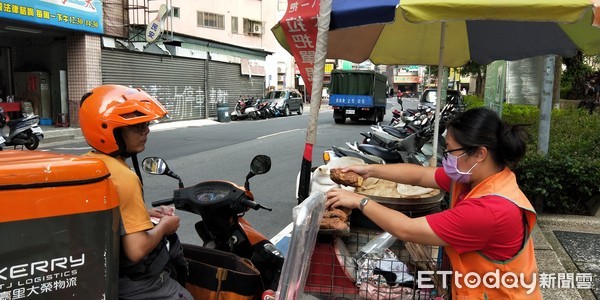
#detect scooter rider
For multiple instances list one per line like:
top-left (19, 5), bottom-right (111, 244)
top-left (79, 85), bottom-right (192, 300)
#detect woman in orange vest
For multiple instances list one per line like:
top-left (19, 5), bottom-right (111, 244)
top-left (326, 107), bottom-right (542, 299)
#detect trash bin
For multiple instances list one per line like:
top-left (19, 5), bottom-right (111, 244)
top-left (0, 151), bottom-right (120, 299)
top-left (217, 102), bottom-right (230, 123)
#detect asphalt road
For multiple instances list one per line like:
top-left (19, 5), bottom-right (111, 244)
top-left (40, 98), bottom-right (403, 244)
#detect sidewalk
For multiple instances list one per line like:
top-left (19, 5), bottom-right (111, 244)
top-left (534, 214), bottom-right (600, 299)
top-left (39, 102), bottom-right (330, 144)
top-left (38, 104), bottom-right (598, 299)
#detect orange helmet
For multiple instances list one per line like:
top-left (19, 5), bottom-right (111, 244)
top-left (79, 85), bottom-right (167, 155)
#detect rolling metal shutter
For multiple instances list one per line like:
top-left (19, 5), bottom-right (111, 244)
top-left (208, 60), bottom-right (265, 115)
top-left (102, 49), bottom-right (206, 121)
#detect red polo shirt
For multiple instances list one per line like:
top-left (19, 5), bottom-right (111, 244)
top-left (425, 168), bottom-right (525, 261)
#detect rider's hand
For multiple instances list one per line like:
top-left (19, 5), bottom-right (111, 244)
top-left (157, 215), bottom-right (180, 236)
top-left (148, 207), bottom-right (164, 218)
top-left (148, 205), bottom-right (175, 218)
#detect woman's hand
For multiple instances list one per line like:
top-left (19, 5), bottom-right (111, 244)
top-left (326, 188), bottom-right (364, 210)
top-left (340, 164), bottom-right (370, 179)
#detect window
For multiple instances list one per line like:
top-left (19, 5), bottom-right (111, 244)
top-left (231, 16), bottom-right (238, 34)
top-left (197, 12), bottom-right (225, 29)
top-left (172, 7), bottom-right (180, 18)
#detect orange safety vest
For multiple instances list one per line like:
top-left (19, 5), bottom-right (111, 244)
top-left (445, 168), bottom-right (542, 299)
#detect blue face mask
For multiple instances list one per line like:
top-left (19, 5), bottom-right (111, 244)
top-left (442, 152), bottom-right (478, 183)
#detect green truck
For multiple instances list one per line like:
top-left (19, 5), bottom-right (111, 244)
top-left (328, 69), bottom-right (388, 124)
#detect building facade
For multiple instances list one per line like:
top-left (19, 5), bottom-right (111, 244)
top-left (0, 0), bottom-right (280, 126)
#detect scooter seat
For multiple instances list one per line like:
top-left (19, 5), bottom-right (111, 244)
top-left (357, 144), bottom-right (403, 163)
top-left (381, 125), bottom-right (411, 139)
top-left (331, 145), bottom-right (384, 164)
top-left (7, 118), bottom-right (27, 127)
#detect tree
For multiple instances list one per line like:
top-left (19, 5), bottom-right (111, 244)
top-left (460, 61), bottom-right (486, 97)
top-left (562, 51), bottom-right (592, 100)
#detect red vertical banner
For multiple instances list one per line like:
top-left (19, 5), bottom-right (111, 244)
top-left (280, 0), bottom-right (321, 96)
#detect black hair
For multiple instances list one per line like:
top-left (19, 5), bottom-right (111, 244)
top-left (446, 107), bottom-right (529, 168)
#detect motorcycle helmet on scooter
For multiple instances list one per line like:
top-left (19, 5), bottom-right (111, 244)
top-left (79, 85), bottom-right (167, 156)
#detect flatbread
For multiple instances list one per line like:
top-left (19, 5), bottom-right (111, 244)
top-left (396, 184), bottom-right (434, 197)
top-left (355, 178), bottom-right (401, 197)
top-left (356, 178), bottom-right (435, 198)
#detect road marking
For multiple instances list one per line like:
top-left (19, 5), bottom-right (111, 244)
top-left (257, 129), bottom-right (300, 139)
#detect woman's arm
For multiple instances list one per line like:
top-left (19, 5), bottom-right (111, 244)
top-left (326, 188), bottom-right (446, 246)
top-left (361, 199), bottom-right (446, 246)
top-left (346, 163), bottom-right (440, 189)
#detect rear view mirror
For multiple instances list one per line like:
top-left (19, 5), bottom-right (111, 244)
top-left (142, 157), bottom-right (168, 175)
top-left (250, 155), bottom-right (271, 175)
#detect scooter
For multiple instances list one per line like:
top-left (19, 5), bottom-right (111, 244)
top-left (142, 155), bottom-right (284, 296)
top-left (325, 117), bottom-right (444, 167)
top-left (255, 99), bottom-right (274, 119)
top-left (0, 107), bottom-right (44, 150)
top-left (230, 97), bottom-right (258, 121)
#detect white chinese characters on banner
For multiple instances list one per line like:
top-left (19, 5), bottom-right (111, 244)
top-left (280, 0), bottom-right (320, 95)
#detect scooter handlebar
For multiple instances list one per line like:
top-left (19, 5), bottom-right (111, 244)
top-left (241, 198), bottom-right (272, 212)
top-left (151, 198), bottom-right (175, 207)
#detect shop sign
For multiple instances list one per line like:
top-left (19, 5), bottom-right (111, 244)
top-left (324, 62), bottom-right (335, 74)
top-left (0, 0), bottom-right (103, 34)
top-left (394, 75), bottom-right (420, 83)
top-left (341, 60), bottom-right (353, 70)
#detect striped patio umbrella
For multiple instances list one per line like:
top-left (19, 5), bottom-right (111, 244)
top-left (274, 0), bottom-right (600, 201)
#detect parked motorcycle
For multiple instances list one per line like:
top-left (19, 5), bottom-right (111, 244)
top-left (328, 128), bottom-right (441, 167)
top-left (389, 108), bottom-right (402, 126)
top-left (230, 97), bottom-right (258, 121)
top-left (327, 144), bottom-right (386, 165)
top-left (325, 107), bottom-right (445, 167)
top-left (0, 107), bottom-right (44, 150)
top-left (388, 108), bottom-right (420, 127)
top-left (363, 116), bottom-right (426, 147)
top-left (255, 99), bottom-right (275, 119)
top-left (142, 155), bottom-right (284, 295)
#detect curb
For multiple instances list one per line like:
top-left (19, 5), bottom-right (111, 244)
top-left (41, 127), bottom-right (82, 144)
top-left (538, 214), bottom-right (600, 228)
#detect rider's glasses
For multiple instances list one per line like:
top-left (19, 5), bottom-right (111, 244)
top-left (129, 122), bottom-right (150, 134)
top-left (442, 147), bottom-right (473, 159)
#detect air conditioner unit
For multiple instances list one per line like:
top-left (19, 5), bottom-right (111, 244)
top-left (251, 24), bottom-right (262, 34)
